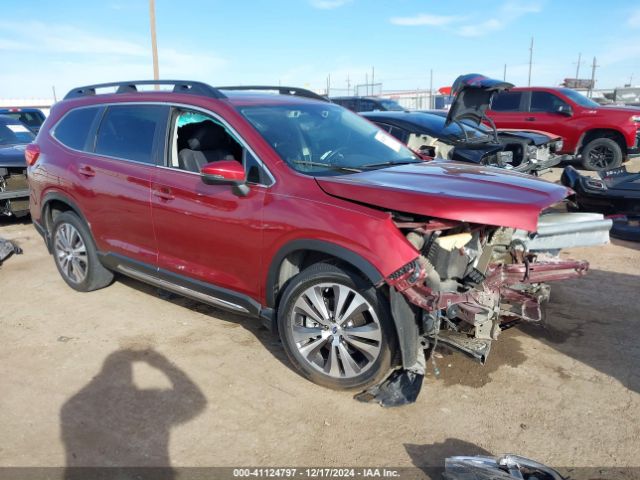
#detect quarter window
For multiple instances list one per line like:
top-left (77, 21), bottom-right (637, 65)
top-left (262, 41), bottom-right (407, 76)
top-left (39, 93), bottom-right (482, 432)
top-left (54, 107), bottom-right (102, 151)
top-left (491, 92), bottom-right (523, 112)
top-left (95, 105), bottom-right (167, 164)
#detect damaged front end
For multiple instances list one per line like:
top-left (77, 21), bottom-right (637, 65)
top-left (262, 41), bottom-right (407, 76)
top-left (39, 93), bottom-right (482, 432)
top-left (357, 209), bottom-right (611, 407)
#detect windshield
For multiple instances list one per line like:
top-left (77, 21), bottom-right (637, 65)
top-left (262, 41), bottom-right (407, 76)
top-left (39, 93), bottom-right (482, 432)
top-left (380, 100), bottom-right (404, 111)
top-left (560, 88), bottom-right (599, 108)
top-left (0, 121), bottom-right (35, 146)
top-left (240, 103), bottom-right (419, 175)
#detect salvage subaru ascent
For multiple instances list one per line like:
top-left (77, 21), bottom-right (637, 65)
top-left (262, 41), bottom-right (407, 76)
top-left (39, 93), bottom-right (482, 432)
top-left (27, 80), bottom-right (611, 405)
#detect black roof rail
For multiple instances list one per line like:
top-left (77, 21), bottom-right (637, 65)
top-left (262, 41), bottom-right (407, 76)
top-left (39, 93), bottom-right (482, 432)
top-left (63, 80), bottom-right (227, 100)
top-left (217, 85), bottom-right (330, 103)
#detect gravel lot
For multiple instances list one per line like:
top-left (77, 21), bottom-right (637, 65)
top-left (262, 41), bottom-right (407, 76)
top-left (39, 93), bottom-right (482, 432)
top-left (0, 163), bottom-right (638, 479)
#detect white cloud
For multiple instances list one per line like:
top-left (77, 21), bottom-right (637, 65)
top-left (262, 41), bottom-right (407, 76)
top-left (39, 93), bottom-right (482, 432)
top-left (0, 20), bottom-right (227, 97)
top-left (390, 0), bottom-right (542, 37)
top-left (628, 9), bottom-right (640, 28)
top-left (309, 0), bottom-right (351, 9)
top-left (390, 13), bottom-right (461, 27)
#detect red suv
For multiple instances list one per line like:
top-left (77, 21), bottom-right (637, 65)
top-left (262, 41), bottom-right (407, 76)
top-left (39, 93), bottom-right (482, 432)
top-left (486, 87), bottom-right (640, 170)
top-left (27, 80), bottom-right (611, 404)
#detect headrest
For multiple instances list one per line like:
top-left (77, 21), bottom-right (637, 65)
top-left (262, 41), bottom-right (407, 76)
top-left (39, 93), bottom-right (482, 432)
top-left (185, 120), bottom-right (227, 151)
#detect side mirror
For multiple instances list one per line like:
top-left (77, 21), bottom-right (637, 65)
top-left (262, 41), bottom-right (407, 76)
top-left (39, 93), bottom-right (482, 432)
top-left (556, 105), bottom-right (573, 116)
top-left (200, 160), bottom-right (250, 196)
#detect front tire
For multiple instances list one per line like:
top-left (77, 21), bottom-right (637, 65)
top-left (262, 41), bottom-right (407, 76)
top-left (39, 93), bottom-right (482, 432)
top-left (580, 137), bottom-right (623, 170)
top-left (51, 211), bottom-right (113, 292)
top-left (277, 263), bottom-right (397, 391)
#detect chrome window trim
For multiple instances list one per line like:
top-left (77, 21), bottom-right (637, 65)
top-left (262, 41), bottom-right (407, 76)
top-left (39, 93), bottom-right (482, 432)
top-left (49, 101), bottom-right (276, 187)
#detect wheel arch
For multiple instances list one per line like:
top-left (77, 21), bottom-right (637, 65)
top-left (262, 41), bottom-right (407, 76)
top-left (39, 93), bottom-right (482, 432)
top-left (577, 128), bottom-right (627, 155)
top-left (40, 192), bottom-right (92, 251)
top-left (265, 239), bottom-right (384, 311)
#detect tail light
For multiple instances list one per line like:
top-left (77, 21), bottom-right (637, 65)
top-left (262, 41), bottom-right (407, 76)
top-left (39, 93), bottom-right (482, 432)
top-left (25, 143), bottom-right (40, 166)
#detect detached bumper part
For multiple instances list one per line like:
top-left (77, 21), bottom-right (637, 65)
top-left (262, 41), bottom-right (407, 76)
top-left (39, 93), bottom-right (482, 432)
top-left (514, 212), bottom-right (612, 251)
top-left (444, 454), bottom-right (565, 479)
top-left (354, 368), bottom-right (424, 407)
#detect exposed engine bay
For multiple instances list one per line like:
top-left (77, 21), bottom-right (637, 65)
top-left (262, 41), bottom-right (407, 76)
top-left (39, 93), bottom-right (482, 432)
top-left (386, 207), bottom-right (611, 371)
top-left (0, 167), bottom-right (30, 217)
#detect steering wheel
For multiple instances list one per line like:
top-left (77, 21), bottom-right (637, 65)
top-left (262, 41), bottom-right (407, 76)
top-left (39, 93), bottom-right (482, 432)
top-left (321, 146), bottom-right (348, 164)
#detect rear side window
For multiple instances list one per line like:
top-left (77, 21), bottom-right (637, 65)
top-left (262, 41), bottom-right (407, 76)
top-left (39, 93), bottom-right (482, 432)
top-left (54, 107), bottom-right (101, 151)
top-left (491, 92), bottom-right (523, 112)
top-left (95, 105), bottom-right (167, 164)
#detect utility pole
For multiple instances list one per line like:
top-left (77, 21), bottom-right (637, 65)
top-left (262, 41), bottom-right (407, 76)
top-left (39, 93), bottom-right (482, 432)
top-left (51, 85), bottom-right (57, 103)
top-left (528, 37), bottom-right (534, 86)
top-left (371, 66), bottom-right (375, 95)
top-left (346, 74), bottom-right (351, 95)
top-left (429, 69), bottom-right (433, 109)
top-left (574, 52), bottom-right (583, 79)
top-left (503, 64), bottom-right (507, 81)
top-left (149, 0), bottom-right (160, 88)
top-left (326, 74), bottom-right (331, 96)
top-left (588, 57), bottom-right (599, 98)
top-left (365, 73), bottom-right (368, 96)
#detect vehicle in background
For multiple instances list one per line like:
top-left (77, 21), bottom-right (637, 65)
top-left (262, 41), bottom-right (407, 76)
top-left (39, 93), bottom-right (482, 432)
top-left (486, 86), bottom-right (640, 170)
top-left (28, 80), bottom-right (610, 404)
top-left (0, 107), bottom-right (46, 134)
top-left (331, 96), bottom-right (405, 113)
top-left (0, 115), bottom-right (34, 217)
top-left (612, 87), bottom-right (640, 107)
top-left (364, 110), bottom-right (564, 175)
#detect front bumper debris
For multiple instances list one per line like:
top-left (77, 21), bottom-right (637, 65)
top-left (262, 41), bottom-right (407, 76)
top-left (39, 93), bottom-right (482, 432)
top-left (0, 237), bottom-right (22, 264)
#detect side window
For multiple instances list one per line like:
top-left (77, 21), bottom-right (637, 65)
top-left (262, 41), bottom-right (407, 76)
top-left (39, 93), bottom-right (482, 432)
top-left (53, 107), bottom-right (102, 151)
top-left (170, 108), bottom-right (270, 185)
top-left (95, 105), bottom-right (167, 164)
top-left (530, 92), bottom-right (569, 113)
top-left (491, 92), bottom-right (523, 112)
top-left (375, 122), bottom-right (408, 143)
top-left (358, 100), bottom-right (377, 112)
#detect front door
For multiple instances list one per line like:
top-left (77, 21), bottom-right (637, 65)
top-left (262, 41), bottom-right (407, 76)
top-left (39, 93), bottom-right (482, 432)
top-left (151, 107), bottom-right (272, 303)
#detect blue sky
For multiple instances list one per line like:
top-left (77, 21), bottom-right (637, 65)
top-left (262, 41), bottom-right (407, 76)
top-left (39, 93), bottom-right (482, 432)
top-left (1, 0), bottom-right (639, 98)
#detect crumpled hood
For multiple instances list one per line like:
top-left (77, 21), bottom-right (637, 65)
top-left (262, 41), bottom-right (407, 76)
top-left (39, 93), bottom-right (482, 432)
top-left (0, 144), bottom-right (27, 168)
top-left (315, 162), bottom-right (570, 232)
top-left (446, 74), bottom-right (514, 127)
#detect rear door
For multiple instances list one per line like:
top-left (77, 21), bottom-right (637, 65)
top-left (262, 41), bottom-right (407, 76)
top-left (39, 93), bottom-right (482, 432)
top-left (67, 104), bottom-right (168, 265)
top-left (486, 90), bottom-right (531, 130)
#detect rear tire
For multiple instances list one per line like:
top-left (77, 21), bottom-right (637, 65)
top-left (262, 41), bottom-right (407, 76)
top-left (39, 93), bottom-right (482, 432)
top-left (51, 211), bottom-right (113, 292)
top-left (277, 263), bottom-right (397, 391)
top-left (580, 137), bottom-right (623, 170)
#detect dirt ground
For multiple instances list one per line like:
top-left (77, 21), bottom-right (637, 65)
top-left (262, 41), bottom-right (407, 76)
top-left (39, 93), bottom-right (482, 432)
top-left (0, 163), bottom-right (639, 479)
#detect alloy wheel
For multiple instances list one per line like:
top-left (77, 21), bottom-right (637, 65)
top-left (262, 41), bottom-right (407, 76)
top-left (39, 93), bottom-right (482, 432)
top-left (290, 282), bottom-right (382, 379)
top-left (588, 146), bottom-right (615, 169)
top-left (54, 223), bottom-right (88, 284)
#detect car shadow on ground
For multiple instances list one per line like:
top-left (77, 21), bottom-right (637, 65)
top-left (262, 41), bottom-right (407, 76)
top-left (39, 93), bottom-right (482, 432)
top-left (116, 275), bottom-right (294, 373)
top-left (405, 439), bottom-right (492, 478)
top-left (515, 268), bottom-right (640, 394)
top-left (60, 348), bottom-right (206, 480)
top-left (427, 269), bottom-right (639, 395)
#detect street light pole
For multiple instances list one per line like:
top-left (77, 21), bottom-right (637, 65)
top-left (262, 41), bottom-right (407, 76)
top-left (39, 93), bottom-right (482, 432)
top-left (528, 37), bottom-right (534, 86)
top-left (149, 0), bottom-right (160, 88)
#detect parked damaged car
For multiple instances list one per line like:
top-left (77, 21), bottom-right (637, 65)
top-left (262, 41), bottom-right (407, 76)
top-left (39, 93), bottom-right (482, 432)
top-left (0, 115), bottom-right (34, 217)
top-left (364, 109), bottom-right (565, 175)
top-left (562, 165), bottom-right (640, 241)
top-left (29, 81), bottom-right (611, 406)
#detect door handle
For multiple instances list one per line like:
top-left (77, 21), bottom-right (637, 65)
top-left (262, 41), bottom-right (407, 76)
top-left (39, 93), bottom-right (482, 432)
top-left (525, 117), bottom-right (536, 121)
top-left (78, 165), bottom-right (96, 177)
top-left (152, 187), bottom-right (175, 201)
